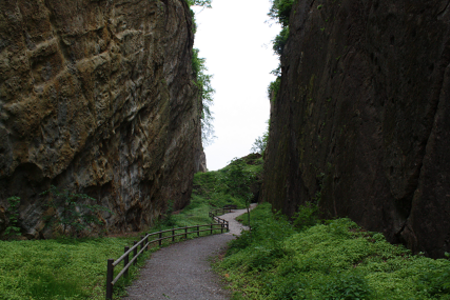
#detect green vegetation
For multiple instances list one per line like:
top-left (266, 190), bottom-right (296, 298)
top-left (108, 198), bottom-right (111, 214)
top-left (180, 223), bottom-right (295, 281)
top-left (268, 0), bottom-right (295, 27)
top-left (0, 154), bottom-right (261, 300)
top-left (273, 26), bottom-right (290, 56)
top-left (268, 75), bottom-right (281, 102)
top-left (0, 236), bottom-right (153, 300)
top-left (41, 186), bottom-right (112, 237)
top-left (4, 197), bottom-right (21, 238)
top-left (267, 0), bottom-right (294, 102)
top-left (187, 0), bottom-right (212, 7)
top-left (251, 120), bottom-right (270, 155)
top-left (0, 195), bottom-right (221, 300)
top-left (187, 0), bottom-right (215, 145)
top-left (192, 48), bottom-right (215, 145)
top-left (217, 203), bottom-right (450, 300)
top-left (193, 154), bottom-right (263, 210)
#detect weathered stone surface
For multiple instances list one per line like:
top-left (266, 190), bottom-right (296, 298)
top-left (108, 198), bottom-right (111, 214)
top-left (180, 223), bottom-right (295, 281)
top-left (197, 151), bottom-right (207, 172)
top-left (0, 0), bottom-right (202, 237)
top-left (262, 0), bottom-right (450, 258)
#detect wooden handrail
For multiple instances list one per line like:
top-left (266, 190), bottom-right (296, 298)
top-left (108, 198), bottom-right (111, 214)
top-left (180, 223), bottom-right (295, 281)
top-left (106, 220), bottom-right (229, 299)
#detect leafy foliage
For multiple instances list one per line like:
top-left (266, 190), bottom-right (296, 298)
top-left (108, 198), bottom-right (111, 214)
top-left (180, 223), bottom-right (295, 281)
top-left (4, 197), bottom-right (21, 238)
top-left (187, 0), bottom-right (212, 7)
top-left (268, 0), bottom-right (295, 27)
top-left (273, 26), bottom-right (290, 56)
top-left (251, 120), bottom-right (270, 155)
top-left (0, 237), bottom-right (152, 300)
top-left (42, 186), bottom-right (112, 237)
top-left (192, 48), bottom-right (216, 145)
top-left (0, 166), bottom-right (239, 300)
top-left (216, 203), bottom-right (450, 300)
top-left (193, 155), bottom-right (263, 212)
top-left (292, 201), bottom-right (319, 231)
top-left (267, 0), bottom-right (293, 104)
top-left (268, 76), bottom-right (281, 103)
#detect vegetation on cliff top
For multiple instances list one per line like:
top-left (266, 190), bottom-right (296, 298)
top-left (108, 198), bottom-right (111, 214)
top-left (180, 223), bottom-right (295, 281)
top-left (192, 48), bottom-right (216, 145)
top-left (216, 203), bottom-right (450, 300)
top-left (188, 0), bottom-right (216, 146)
top-left (267, 0), bottom-right (293, 101)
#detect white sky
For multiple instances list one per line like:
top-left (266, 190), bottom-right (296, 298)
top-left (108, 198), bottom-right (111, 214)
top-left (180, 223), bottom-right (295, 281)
top-left (193, 0), bottom-right (281, 171)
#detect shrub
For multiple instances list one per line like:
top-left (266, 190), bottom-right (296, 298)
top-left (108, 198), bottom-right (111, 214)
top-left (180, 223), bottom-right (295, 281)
top-left (321, 271), bottom-right (372, 299)
top-left (4, 197), bottom-right (21, 238)
top-left (293, 202), bottom-right (319, 231)
top-left (42, 186), bottom-right (112, 237)
top-left (273, 26), bottom-right (290, 56)
top-left (216, 203), bottom-right (450, 300)
top-left (269, 0), bottom-right (295, 27)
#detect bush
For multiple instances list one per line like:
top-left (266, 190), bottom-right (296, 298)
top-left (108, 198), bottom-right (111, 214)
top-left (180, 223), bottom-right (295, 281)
top-left (292, 202), bottom-right (319, 231)
top-left (216, 204), bottom-right (450, 300)
top-left (42, 186), bottom-right (111, 237)
top-left (4, 197), bottom-right (21, 238)
top-left (268, 76), bottom-right (281, 101)
top-left (269, 0), bottom-right (295, 27)
top-left (273, 26), bottom-right (290, 56)
top-left (321, 271), bottom-right (372, 299)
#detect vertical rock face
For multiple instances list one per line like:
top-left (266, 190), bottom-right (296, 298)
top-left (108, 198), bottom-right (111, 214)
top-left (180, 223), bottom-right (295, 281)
top-left (262, 0), bottom-right (450, 258)
top-left (0, 0), bottom-right (202, 236)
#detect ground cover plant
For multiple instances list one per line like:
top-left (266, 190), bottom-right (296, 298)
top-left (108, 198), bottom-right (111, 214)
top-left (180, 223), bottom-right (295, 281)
top-left (0, 236), bottom-right (154, 300)
top-left (0, 194), bottom-right (226, 300)
top-left (217, 203), bottom-right (450, 300)
top-left (0, 154), bottom-right (261, 300)
top-left (192, 154), bottom-right (263, 211)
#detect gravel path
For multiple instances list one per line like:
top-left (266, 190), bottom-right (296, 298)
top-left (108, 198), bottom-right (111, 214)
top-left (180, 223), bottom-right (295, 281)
top-left (123, 205), bottom-right (255, 300)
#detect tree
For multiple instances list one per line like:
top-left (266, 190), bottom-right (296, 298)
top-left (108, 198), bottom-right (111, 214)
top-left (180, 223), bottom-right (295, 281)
top-left (251, 120), bottom-right (270, 155)
top-left (192, 48), bottom-right (216, 146)
top-left (226, 158), bottom-right (255, 230)
top-left (188, 0), bottom-right (212, 7)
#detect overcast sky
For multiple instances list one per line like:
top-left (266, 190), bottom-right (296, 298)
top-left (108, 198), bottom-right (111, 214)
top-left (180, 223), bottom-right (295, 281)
top-left (193, 0), bottom-right (281, 171)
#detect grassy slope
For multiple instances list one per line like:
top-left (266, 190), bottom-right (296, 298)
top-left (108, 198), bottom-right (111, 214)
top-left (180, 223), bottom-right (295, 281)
top-left (192, 154), bottom-right (263, 210)
top-left (0, 155), bottom-right (262, 300)
top-left (0, 236), bottom-right (152, 300)
top-left (0, 197), bottom-right (220, 300)
top-left (217, 203), bottom-right (450, 300)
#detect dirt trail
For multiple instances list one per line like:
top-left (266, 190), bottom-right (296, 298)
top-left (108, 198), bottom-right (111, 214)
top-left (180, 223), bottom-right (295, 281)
top-left (123, 206), bottom-right (255, 300)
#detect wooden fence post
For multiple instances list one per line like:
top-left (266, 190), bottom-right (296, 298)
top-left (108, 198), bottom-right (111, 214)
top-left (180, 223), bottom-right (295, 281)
top-left (197, 225), bottom-right (199, 237)
top-left (210, 224), bottom-right (213, 235)
top-left (185, 227), bottom-right (188, 239)
top-left (172, 228), bottom-right (175, 242)
top-left (133, 241), bottom-right (137, 265)
top-left (221, 222), bottom-right (223, 233)
top-left (106, 259), bottom-right (114, 300)
top-left (159, 232), bottom-right (162, 246)
top-left (124, 246), bottom-right (129, 277)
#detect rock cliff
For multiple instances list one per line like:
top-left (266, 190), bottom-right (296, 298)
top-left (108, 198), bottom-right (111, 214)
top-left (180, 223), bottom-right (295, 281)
top-left (0, 0), bottom-right (202, 237)
top-left (262, 0), bottom-right (450, 258)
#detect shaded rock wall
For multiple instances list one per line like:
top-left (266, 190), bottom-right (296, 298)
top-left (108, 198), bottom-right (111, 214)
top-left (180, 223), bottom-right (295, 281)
top-left (262, 0), bottom-right (450, 258)
top-left (0, 0), bottom-right (202, 237)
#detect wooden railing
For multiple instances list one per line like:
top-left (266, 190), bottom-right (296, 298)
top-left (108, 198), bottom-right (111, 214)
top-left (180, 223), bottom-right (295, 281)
top-left (209, 204), bottom-right (238, 216)
top-left (106, 220), bottom-right (229, 299)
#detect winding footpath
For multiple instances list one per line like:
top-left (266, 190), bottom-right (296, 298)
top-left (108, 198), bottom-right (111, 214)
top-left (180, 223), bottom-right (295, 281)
top-left (123, 205), bottom-right (256, 300)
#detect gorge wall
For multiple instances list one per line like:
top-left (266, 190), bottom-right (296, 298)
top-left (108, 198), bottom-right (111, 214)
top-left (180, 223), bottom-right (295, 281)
top-left (262, 0), bottom-right (450, 258)
top-left (0, 0), bottom-right (203, 237)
